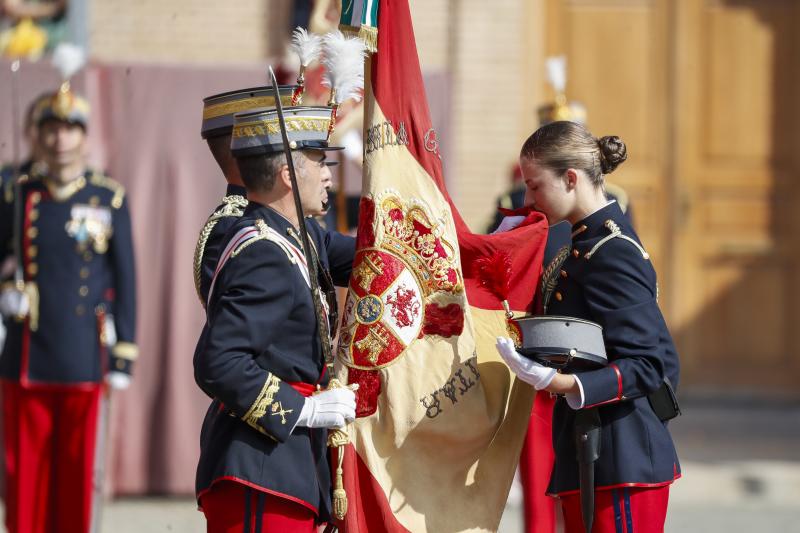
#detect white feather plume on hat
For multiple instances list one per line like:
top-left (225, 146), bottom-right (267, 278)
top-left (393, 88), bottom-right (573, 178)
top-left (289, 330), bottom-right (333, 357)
top-left (290, 27), bottom-right (322, 68)
top-left (545, 55), bottom-right (567, 94)
top-left (321, 30), bottom-right (366, 105)
top-left (51, 42), bottom-right (87, 81)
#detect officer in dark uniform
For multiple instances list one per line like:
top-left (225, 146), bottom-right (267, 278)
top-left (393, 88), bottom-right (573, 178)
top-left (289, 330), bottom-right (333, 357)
top-left (194, 85), bottom-right (297, 307)
top-left (0, 86), bottom-right (137, 533)
top-left (194, 105), bottom-right (357, 532)
top-left (496, 121), bottom-right (680, 533)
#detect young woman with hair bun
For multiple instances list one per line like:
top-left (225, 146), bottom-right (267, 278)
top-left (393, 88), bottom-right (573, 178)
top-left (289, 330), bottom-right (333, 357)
top-left (496, 121), bottom-right (681, 533)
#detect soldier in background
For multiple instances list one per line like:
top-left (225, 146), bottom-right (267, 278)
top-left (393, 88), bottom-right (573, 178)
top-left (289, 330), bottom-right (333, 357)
top-left (193, 85), bottom-right (296, 308)
top-left (0, 86), bottom-right (137, 533)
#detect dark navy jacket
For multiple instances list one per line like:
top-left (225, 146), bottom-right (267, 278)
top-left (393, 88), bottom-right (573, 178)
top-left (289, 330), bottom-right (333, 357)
top-left (542, 201), bottom-right (680, 495)
top-left (0, 165), bottom-right (138, 384)
top-left (194, 202), bottom-right (355, 520)
top-left (193, 184), bottom-right (247, 307)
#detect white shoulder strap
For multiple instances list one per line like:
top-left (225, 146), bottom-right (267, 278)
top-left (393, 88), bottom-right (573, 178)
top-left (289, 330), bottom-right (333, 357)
top-left (206, 220), bottom-right (313, 310)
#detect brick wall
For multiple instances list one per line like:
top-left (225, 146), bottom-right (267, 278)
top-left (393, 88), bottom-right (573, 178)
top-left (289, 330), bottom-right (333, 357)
top-left (89, 0), bottom-right (292, 64)
top-left (87, 0), bottom-right (544, 229)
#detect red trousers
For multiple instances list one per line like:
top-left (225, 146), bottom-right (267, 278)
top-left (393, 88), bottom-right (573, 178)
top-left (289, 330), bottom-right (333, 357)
top-left (560, 485), bottom-right (670, 533)
top-left (519, 391), bottom-right (557, 533)
top-left (200, 480), bottom-right (317, 533)
top-left (2, 380), bottom-right (102, 533)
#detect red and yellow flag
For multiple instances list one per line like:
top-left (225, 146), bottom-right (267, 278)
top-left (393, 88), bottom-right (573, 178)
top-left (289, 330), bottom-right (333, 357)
top-left (336, 1), bottom-right (550, 531)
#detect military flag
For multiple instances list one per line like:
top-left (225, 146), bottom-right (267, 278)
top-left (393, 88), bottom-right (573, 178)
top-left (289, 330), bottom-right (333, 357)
top-left (336, 1), bottom-right (552, 531)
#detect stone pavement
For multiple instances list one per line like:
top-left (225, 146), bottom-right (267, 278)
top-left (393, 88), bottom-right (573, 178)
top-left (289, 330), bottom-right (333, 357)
top-left (95, 397), bottom-right (800, 532)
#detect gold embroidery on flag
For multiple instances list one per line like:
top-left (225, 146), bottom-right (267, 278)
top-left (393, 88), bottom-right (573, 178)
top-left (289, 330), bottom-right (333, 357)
top-left (339, 192), bottom-right (464, 370)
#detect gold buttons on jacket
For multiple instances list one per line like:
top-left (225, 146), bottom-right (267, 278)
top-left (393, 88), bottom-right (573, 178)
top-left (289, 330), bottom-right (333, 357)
top-left (572, 248), bottom-right (580, 258)
top-left (27, 227), bottom-right (38, 239)
top-left (30, 191), bottom-right (41, 204)
top-left (554, 291), bottom-right (563, 301)
top-left (80, 267), bottom-right (90, 279)
top-left (29, 209), bottom-right (39, 221)
top-left (76, 305), bottom-right (85, 316)
top-left (79, 286), bottom-right (89, 297)
top-left (27, 245), bottom-right (37, 258)
top-left (27, 263), bottom-right (38, 276)
top-left (83, 251), bottom-right (92, 262)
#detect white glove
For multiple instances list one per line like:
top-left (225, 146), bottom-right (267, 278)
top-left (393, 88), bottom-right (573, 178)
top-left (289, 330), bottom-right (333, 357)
top-left (106, 371), bottom-right (132, 390)
top-left (492, 215), bottom-right (526, 234)
top-left (495, 336), bottom-right (557, 390)
top-left (296, 387), bottom-right (356, 429)
top-left (0, 287), bottom-right (29, 319)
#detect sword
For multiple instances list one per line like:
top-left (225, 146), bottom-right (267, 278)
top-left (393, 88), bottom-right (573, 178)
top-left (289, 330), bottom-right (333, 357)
top-left (268, 66), bottom-right (353, 520)
top-left (574, 408), bottom-right (601, 533)
top-left (9, 60), bottom-right (24, 285)
top-left (267, 66), bottom-right (333, 370)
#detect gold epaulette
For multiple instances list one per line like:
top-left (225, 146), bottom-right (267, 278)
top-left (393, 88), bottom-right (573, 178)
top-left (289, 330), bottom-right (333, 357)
top-left (2, 171), bottom-right (30, 204)
top-left (3, 176), bottom-right (14, 204)
top-left (192, 194), bottom-right (249, 305)
top-left (89, 172), bottom-right (126, 209)
top-left (584, 220), bottom-right (649, 260)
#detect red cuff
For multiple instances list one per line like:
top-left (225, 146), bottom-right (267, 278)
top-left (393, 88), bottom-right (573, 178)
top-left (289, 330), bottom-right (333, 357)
top-left (583, 364), bottom-right (623, 409)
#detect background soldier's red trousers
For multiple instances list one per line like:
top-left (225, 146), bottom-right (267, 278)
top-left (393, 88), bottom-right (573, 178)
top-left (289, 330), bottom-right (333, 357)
top-left (2, 380), bottom-right (101, 533)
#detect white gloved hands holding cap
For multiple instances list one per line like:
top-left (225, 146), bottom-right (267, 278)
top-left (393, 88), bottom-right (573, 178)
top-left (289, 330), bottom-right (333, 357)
top-left (296, 386), bottom-right (357, 430)
top-left (495, 336), bottom-right (557, 390)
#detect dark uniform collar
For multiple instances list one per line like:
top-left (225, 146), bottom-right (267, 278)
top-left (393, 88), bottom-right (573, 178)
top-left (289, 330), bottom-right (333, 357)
top-left (225, 184), bottom-right (247, 198)
top-left (570, 200), bottom-right (623, 243)
top-left (244, 202), bottom-right (293, 232)
top-left (243, 201), bottom-right (314, 248)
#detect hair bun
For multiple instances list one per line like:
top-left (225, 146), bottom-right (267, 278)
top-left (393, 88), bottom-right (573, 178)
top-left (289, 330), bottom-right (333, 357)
top-left (597, 135), bottom-right (627, 174)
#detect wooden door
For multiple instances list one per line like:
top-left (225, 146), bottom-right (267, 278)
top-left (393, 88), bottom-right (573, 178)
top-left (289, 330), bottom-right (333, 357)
top-left (672, 0), bottom-right (800, 389)
top-left (542, 0), bottom-right (800, 390)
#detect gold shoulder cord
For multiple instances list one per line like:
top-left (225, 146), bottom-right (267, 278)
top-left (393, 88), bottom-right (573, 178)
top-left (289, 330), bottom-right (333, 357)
top-left (89, 172), bottom-right (125, 209)
top-left (542, 245), bottom-right (570, 314)
top-left (192, 194), bottom-right (249, 306)
top-left (584, 220), bottom-right (649, 260)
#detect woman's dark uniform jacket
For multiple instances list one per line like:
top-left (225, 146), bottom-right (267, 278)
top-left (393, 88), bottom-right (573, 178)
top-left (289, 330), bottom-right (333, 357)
top-left (194, 203), bottom-right (355, 521)
top-left (192, 184), bottom-right (248, 307)
top-left (0, 165), bottom-right (137, 383)
top-left (542, 201), bottom-right (680, 496)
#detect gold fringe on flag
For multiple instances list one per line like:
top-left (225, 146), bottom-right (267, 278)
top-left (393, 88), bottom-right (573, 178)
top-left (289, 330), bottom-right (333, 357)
top-left (340, 24), bottom-right (378, 53)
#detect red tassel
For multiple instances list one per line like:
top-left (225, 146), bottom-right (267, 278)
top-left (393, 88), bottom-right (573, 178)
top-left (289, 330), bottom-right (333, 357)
top-left (474, 251), bottom-right (513, 303)
top-left (348, 368), bottom-right (381, 417)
